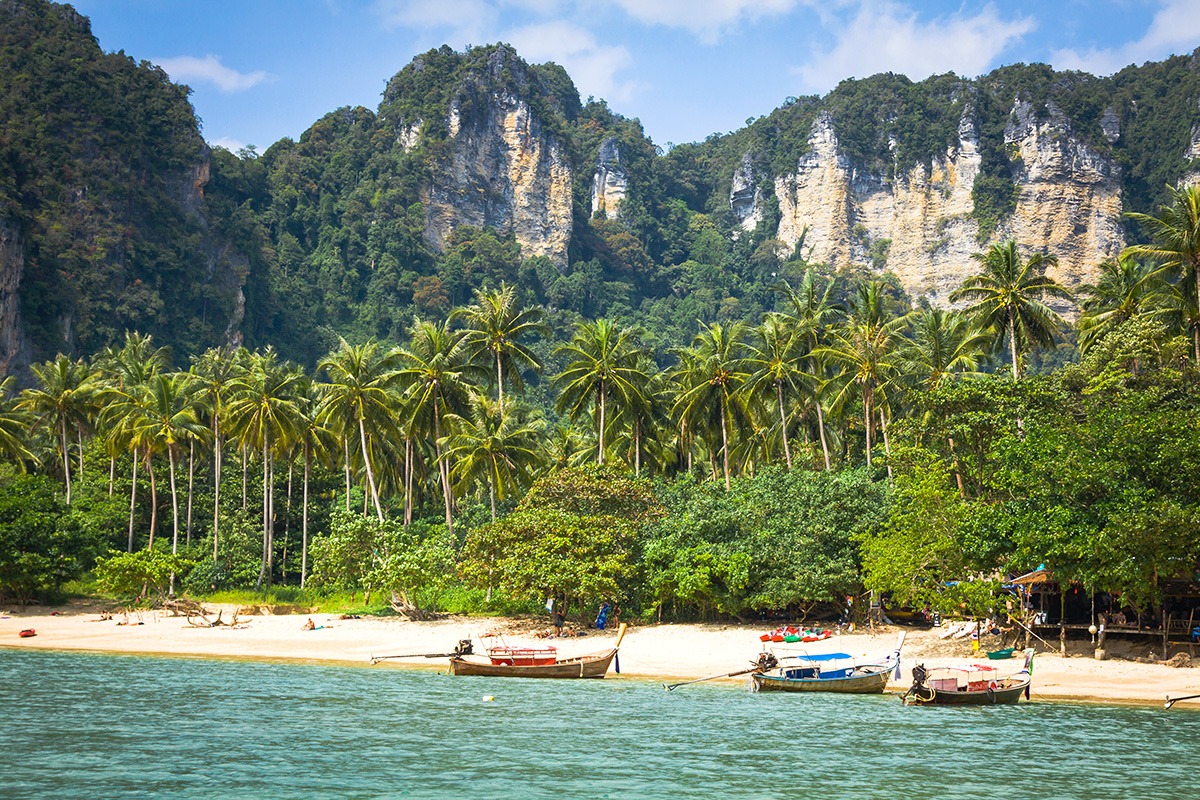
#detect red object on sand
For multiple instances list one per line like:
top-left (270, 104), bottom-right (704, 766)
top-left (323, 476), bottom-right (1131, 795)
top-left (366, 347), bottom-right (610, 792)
top-left (19, 629), bottom-right (36, 638)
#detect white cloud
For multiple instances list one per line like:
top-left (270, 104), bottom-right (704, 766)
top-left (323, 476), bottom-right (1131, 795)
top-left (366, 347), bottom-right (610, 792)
top-left (1052, 0), bottom-right (1200, 75)
top-left (208, 137), bottom-right (248, 153)
top-left (155, 55), bottom-right (269, 93)
top-left (610, 0), bottom-right (800, 43)
top-left (506, 21), bottom-right (637, 103)
top-left (793, 1), bottom-right (1034, 94)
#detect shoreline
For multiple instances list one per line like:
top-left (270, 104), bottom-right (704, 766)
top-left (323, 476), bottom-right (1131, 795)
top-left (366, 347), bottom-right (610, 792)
top-left (3, 603), bottom-right (1199, 709)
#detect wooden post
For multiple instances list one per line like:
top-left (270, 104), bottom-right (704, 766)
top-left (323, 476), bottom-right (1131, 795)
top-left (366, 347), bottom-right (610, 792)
top-left (1188, 609), bottom-right (1195, 661)
top-left (1095, 613), bottom-right (1107, 660)
top-left (1162, 610), bottom-right (1169, 661)
top-left (1059, 624), bottom-right (1067, 657)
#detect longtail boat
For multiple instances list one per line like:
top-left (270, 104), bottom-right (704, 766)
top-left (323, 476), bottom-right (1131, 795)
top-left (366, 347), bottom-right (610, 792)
top-left (901, 648), bottom-right (1035, 706)
top-left (751, 632), bottom-right (905, 694)
top-left (449, 623), bottom-right (627, 679)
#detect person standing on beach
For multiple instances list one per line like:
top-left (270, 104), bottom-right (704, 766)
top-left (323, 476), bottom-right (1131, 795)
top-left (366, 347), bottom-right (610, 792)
top-left (554, 610), bottom-right (565, 636)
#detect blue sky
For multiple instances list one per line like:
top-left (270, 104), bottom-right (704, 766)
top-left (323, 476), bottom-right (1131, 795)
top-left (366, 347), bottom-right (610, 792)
top-left (72, 0), bottom-right (1200, 153)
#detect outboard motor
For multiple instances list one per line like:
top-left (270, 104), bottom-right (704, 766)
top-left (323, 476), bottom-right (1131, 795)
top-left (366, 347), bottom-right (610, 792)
top-left (454, 639), bottom-right (474, 657)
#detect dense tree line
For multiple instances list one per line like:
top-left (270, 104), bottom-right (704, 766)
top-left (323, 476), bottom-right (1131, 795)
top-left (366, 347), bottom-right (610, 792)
top-left (3, 186), bottom-right (1200, 620)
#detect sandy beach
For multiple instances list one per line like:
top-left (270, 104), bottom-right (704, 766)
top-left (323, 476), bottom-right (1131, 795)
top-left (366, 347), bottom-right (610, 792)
top-left (3, 601), bottom-right (1198, 707)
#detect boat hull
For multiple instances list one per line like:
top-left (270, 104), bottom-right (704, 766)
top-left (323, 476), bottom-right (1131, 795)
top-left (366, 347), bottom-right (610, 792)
top-left (903, 680), bottom-right (1029, 706)
top-left (449, 648), bottom-right (617, 679)
top-left (752, 666), bottom-right (891, 694)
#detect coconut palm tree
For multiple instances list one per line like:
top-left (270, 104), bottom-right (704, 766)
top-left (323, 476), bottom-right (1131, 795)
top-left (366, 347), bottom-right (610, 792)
top-left (225, 348), bottom-right (307, 588)
top-left (778, 270), bottom-right (842, 470)
top-left (553, 319), bottom-right (650, 467)
top-left (133, 372), bottom-right (206, 594)
top-left (453, 283), bottom-right (546, 415)
top-left (671, 322), bottom-right (749, 490)
top-left (316, 339), bottom-right (402, 522)
top-left (1123, 184), bottom-right (1200, 362)
top-left (742, 313), bottom-right (805, 468)
top-left (950, 239), bottom-right (1072, 379)
top-left (817, 283), bottom-right (905, 469)
top-left (441, 395), bottom-right (545, 521)
top-left (396, 319), bottom-right (473, 533)
top-left (0, 377), bottom-right (35, 468)
top-left (190, 346), bottom-right (245, 559)
top-left (19, 355), bottom-right (96, 503)
top-left (1077, 256), bottom-right (1169, 353)
top-left (899, 308), bottom-right (992, 391)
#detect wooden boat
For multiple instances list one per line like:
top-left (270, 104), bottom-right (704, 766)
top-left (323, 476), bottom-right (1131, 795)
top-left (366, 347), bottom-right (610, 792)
top-left (449, 623), bottom-right (626, 679)
top-left (901, 648), bottom-right (1035, 706)
top-left (751, 632), bottom-right (905, 694)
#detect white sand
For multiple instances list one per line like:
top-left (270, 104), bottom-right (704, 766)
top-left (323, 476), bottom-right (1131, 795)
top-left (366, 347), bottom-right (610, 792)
top-left (3, 603), bottom-right (1198, 706)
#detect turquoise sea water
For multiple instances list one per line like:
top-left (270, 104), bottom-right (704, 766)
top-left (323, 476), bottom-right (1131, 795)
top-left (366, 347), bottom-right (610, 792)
top-left (2, 649), bottom-right (1197, 800)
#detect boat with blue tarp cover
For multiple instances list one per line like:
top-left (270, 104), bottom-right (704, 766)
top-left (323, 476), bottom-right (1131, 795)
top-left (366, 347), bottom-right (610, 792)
top-left (751, 632), bottom-right (905, 694)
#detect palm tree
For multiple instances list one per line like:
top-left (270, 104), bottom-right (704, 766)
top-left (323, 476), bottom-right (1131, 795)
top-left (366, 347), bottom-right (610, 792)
top-left (191, 346), bottom-right (245, 559)
top-left (225, 349), bottom-right (307, 588)
top-left (316, 339), bottom-right (402, 522)
top-left (441, 395), bottom-right (544, 521)
top-left (779, 270), bottom-right (842, 470)
top-left (453, 283), bottom-right (546, 415)
top-left (396, 319), bottom-right (473, 533)
top-left (899, 308), bottom-right (991, 390)
top-left (553, 319), bottom-right (650, 467)
top-left (742, 313), bottom-right (805, 469)
top-left (19, 355), bottom-right (96, 503)
top-left (0, 377), bottom-right (35, 468)
top-left (1077, 256), bottom-right (1169, 353)
top-left (133, 372), bottom-right (206, 594)
top-left (949, 239), bottom-right (1072, 379)
top-left (671, 322), bottom-right (749, 490)
top-left (1123, 184), bottom-right (1200, 362)
top-left (817, 283), bottom-right (905, 469)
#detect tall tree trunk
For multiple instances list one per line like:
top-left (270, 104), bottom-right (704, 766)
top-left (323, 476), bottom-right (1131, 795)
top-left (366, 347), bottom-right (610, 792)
top-left (127, 450), bottom-right (138, 552)
top-left (302, 439), bottom-right (311, 589)
top-left (268, 451), bottom-right (276, 576)
top-left (496, 350), bottom-right (504, 415)
top-left (879, 406), bottom-right (893, 482)
top-left (404, 437), bottom-right (413, 527)
top-left (435, 402), bottom-right (453, 534)
top-left (108, 455), bottom-right (115, 497)
top-left (597, 379), bottom-right (606, 465)
top-left (720, 399), bottom-right (731, 491)
top-left (777, 381), bottom-right (792, 469)
top-left (256, 436), bottom-right (270, 590)
top-left (359, 417), bottom-right (384, 522)
top-left (634, 419), bottom-right (641, 477)
top-left (186, 439), bottom-right (195, 544)
top-left (489, 476), bottom-right (497, 522)
top-left (76, 424), bottom-right (84, 488)
top-left (147, 457), bottom-right (158, 550)
top-left (212, 423), bottom-right (222, 560)
top-left (241, 443), bottom-right (248, 510)
top-left (168, 446), bottom-right (180, 596)
top-left (948, 436), bottom-right (966, 497)
top-left (60, 418), bottom-right (72, 505)
top-left (343, 437), bottom-right (352, 512)
top-left (816, 398), bottom-right (832, 471)
top-left (863, 387), bottom-right (874, 469)
top-left (1009, 312), bottom-right (1020, 380)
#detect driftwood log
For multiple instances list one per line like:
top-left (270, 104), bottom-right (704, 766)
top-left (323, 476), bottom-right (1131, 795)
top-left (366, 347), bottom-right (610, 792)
top-left (390, 591), bottom-right (443, 621)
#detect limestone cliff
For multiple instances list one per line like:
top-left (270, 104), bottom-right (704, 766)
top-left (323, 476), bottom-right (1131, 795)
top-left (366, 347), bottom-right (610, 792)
top-left (591, 137), bottom-right (628, 220)
top-left (769, 100), bottom-right (1125, 309)
top-left (421, 47), bottom-right (573, 269)
top-left (0, 218), bottom-right (27, 378)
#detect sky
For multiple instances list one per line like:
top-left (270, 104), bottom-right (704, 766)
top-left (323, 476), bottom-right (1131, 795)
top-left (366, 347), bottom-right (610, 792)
top-left (71, 0), bottom-right (1200, 154)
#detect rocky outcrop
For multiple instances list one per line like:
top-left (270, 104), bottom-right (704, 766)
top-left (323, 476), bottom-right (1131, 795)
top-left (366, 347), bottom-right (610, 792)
top-left (730, 153), bottom-right (762, 232)
top-left (770, 101), bottom-right (1124, 309)
top-left (422, 48), bottom-right (573, 269)
top-left (591, 137), bottom-right (627, 220)
top-left (0, 218), bottom-right (28, 379)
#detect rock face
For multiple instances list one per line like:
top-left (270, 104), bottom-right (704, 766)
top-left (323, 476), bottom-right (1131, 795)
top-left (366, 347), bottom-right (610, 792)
top-left (422, 49), bottom-right (573, 269)
top-left (591, 137), bottom-right (628, 220)
top-left (0, 218), bottom-right (27, 378)
top-left (730, 153), bottom-right (762, 232)
top-left (770, 101), bottom-right (1126, 308)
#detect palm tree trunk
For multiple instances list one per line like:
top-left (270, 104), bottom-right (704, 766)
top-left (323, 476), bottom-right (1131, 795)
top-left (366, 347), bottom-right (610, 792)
top-left (634, 419), bottom-right (641, 477)
top-left (359, 417), bottom-right (384, 522)
top-left (777, 381), bottom-right (792, 469)
top-left (60, 418), bottom-right (72, 505)
top-left (948, 436), bottom-right (966, 496)
top-left (212, 423), bottom-right (222, 560)
top-left (597, 379), bottom-right (607, 466)
top-left (404, 437), bottom-right (413, 527)
top-left (720, 399), bottom-right (731, 491)
top-left (496, 350), bottom-right (504, 415)
top-left (816, 399), bottom-right (831, 471)
top-left (435, 402), bottom-right (453, 534)
top-left (76, 424), bottom-right (84, 488)
top-left (257, 436), bottom-right (270, 590)
top-left (241, 443), bottom-right (248, 510)
top-left (301, 438), bottom-right (311, 589)
top-left (168, 446), bottom-right (180, 596)
top-left (147, 457), bottom-right (158, 550)
top-left (879, 406), bottom-right (893, 482)
top-left (1009, 313), bottom-right (1020, 380)
top-left (128, 450), bottom-right (138, 552)
top-left (108, 456), bottom-right (115, 497)
top-left (343, 437), bottom-right (352, 512)
top-left (186, 439), bottom-right (195, 544)
top-left (489, 475), bottom-right (497, 522)
top-left (863, 387), bottom-right (874, 469)
top-left (268, 450), bottom-right (276, 576)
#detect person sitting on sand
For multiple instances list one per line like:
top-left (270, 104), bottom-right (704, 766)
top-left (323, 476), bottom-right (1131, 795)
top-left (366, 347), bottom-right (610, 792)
top-left (302, 618), bottom-right (316, 631)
